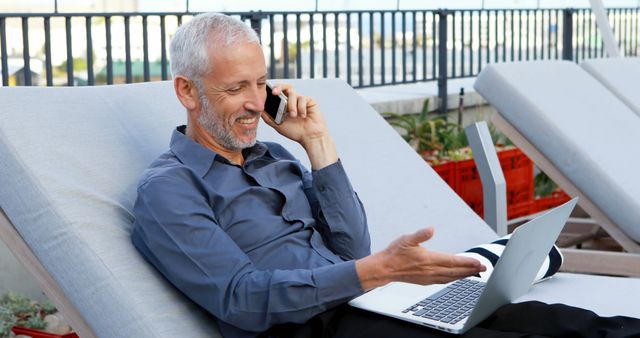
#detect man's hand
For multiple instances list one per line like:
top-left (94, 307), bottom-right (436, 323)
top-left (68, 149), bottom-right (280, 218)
top-left (355, 227), bottom-right (486, 291)
top-left (261, 83), bottom-right (338, 170)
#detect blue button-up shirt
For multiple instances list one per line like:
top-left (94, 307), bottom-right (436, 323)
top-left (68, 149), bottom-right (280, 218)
top-left (132, 126), bottom-right (370, 337)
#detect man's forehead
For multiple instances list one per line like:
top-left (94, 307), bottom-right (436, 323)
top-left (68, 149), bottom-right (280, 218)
top-left (206, 43), bottom-right (266, 84)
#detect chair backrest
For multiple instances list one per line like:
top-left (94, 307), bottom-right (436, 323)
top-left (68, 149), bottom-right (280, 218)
top-left (474, 60), bottom-right (640, 243)
top-left (581, 57), bottom-right (640, 117)
top-left (0, 80), bottom-right (494, 337)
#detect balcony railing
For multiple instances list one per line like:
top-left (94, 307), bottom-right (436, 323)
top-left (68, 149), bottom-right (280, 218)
top-left (1, 8), bottom-right (639, 110)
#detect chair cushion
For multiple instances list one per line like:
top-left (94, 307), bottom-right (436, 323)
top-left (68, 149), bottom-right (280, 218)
top-left (0, 82), bottom-right (221, 337)
top-left (581, 57), bottom-right (640, 116)
top-left (475, 60), bottom-right (640, 242)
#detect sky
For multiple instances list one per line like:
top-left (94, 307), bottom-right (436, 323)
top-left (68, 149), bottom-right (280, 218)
top-left (2, 0), bottom-right (639, 13)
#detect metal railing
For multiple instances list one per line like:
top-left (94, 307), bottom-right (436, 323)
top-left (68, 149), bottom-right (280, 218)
top-left (1, 8), bottom-right (639, 111)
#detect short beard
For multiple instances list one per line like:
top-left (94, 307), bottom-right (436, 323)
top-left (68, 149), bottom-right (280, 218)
top-left (197, 93), bottom-right (257, 152)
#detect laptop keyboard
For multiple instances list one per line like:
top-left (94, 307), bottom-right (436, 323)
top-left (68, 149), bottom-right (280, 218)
top-left (401, 279), bottom-right (485, 325)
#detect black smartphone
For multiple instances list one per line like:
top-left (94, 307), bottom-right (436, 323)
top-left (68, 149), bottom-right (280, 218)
top-left (265, 82), bottom-right (288, 124)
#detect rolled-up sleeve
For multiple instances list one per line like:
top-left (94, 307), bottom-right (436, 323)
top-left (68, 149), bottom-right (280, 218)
top-left (305, 161), bottom-right (371, 260)
top-left (132, 172), bottom-right (363, 332)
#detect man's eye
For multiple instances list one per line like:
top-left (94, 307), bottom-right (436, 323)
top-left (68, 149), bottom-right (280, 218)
top-left (227, 87), bottom-right (242, 93)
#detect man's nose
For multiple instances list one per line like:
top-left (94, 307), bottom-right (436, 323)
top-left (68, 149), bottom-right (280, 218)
top-left (245, 85), bottom-right (265, 113)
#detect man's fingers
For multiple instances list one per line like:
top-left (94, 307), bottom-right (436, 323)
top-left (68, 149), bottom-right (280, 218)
top-left (403, 227), bottom-right (435, 246)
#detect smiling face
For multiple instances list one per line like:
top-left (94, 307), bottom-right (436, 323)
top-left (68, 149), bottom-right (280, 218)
top-left (195, 40), bottom-right (268, 153)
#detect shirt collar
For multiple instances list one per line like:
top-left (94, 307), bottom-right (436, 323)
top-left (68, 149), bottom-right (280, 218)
top-left (170, 125), bottom-right (273, 177)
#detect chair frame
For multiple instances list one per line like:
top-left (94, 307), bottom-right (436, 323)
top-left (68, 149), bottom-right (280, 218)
top-left (0, 207), bottom-right (97, 338)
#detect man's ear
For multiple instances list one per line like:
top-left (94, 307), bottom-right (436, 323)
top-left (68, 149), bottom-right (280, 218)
top-left (174, 75), bottom-right (199, 111)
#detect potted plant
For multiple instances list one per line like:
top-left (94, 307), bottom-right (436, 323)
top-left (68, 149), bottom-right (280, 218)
top-left (0, 292), bottom-right (78, 338)
top-left (383, 99), bottom-right (536, 219)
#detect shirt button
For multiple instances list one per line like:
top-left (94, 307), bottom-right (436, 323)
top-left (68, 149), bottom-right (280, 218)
top-left (318, 186), bottom-right (326, 192)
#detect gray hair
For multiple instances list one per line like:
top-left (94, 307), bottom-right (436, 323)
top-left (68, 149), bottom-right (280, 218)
top-left (169, 13), bottom-right (260, 84)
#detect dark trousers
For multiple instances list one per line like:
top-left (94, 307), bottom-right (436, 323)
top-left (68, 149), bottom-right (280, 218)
top-left (263, 302), bottom-right (640, 338)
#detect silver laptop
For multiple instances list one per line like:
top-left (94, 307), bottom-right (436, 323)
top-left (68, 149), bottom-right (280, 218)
top-left (349, 198), bottom-right (578, 334)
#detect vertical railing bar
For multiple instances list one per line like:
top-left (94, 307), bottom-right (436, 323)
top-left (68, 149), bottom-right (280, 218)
top-left (469, 10), bottom-right (474, 74)
top-left (334, 13), bottom-right (339, 78)
top-left (369, 12), bottom-right (374, 86)
top-left (597, 11), bottom-right (603, 58)
top-left (551, 10), bottom-right (556, 59)
top-left (269, 15), bottom-right (275, 78)
top-left (124, 15), bottom-right (132, 83)
top-left (322, 13), bottom-right (327, 78)
top-left (422, 11), bottom-right (427, 80)
top-left (64, 16), bottom-right (73, 86)
top-left (21, 18), bottom-right (32, 85)
top-left (532, 10), bottom-right (537, 60)
top-left (451, 11), bottom-right (456, 78)
top-left (22, 17), bottom-right (32, 86)
top-left (541, 10), bottom-right (547, 59)
top-left (106, 16), bottom-right (113, 84)
top-left (502, 10), bottom-right (507, 62)
top-left (626, 8), bottom-right (631, 55)
top-left (525, 10), bottom-right (530, 60)
top-left (381, 12), bottom-right (386, 84)
top-left (485, 10), bottom-right (490, 67)
top-left (510, 9), bottom-right (516, 61)
top-left (615, 9), bottom-right (621, 52)
top-left (477, 10), bottom-right (482, 72)
top-left (43, 17), bottom-right (53, 86)
top-left (633, 9), bottom-right (640, 56)
top-left (437, 10), bottom-right (448, 114)
top-left (555, 9), bottom-right (560, 60)
top-left (86, 16), bottom-right (94, 85)
top-left (346, 13), bottom-right (351, 84)
top-left (309, 13), bottom-right (315, 79)
top-left (283, 14), bottom-right (289, 79)
top-left (392, 11), bottom-right (396, 83)
top-left (402, 11), bottom-right (407, 83)
top-left (622, 9), bottom-right (627, 55)
top-left (495, 10), bottom-right (499, 62)
top-left (412, 11), bottom-right (417, 82)
top-left (296, 14), bottom-right (302, 79)
top-left (143, 15), bottom-right (150, 82)
top-left (160, 15), bottom-right (167, 80)
top-left (461, 11), bottom-right (466, 77)
top-left (587, 11), bottom-right (593, 59)
top-left (518, 10), bottom-right (523, 61)
top-left (0, 18), bottom-right (8, 86)
top-left (357, 12), bottom-right (362, 86)
top-left (581, 10), bottom-right (586, 61)
top-left (177, 15), bottom-right (182, 26)
top-left (432, 12), bottom-right (436, 81)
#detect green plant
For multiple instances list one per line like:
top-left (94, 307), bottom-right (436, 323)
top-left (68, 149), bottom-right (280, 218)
top-left (534, 172), bottom-right (558, 197)
top-left (0, 292), bottom-right (56, 336)
top-left (384, 99), bottom-right (464, 151)
top-left (384, 99), bottom-right (515, 164)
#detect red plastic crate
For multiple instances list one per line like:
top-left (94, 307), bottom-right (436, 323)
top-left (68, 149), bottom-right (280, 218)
top-left (430, 161), bottom-right (456, 188)
top-left (453, 147), bottom-right (534, 219)
top-left (533, 191), bottom-right (571, 213)
top-left (507, 200), bottom-right (534, 219)
top-left (12, 326), bottom-right (79, 338)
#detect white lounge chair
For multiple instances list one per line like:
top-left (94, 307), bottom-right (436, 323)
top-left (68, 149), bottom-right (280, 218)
top-left (475, 60), bottom-right (640, 276)
top-left (1, 80), bottom-right (638, 338)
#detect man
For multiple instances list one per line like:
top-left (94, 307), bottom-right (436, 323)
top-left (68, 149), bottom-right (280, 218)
top-left (132, 13), bottom-right (638, 338)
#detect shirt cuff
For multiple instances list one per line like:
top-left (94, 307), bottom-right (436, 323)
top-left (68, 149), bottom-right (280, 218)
top-left (312, 160), bottom-right (355, 201)
top-left (314, 260), bottom-right (364, 302)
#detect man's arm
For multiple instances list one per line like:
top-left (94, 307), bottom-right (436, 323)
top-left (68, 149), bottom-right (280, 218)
top-left (263, 84), bottom-right (370, 260)
top-left (300, 160), bottom-right (370, 260)
top-left (132, 174), bottom-right (363, 332)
